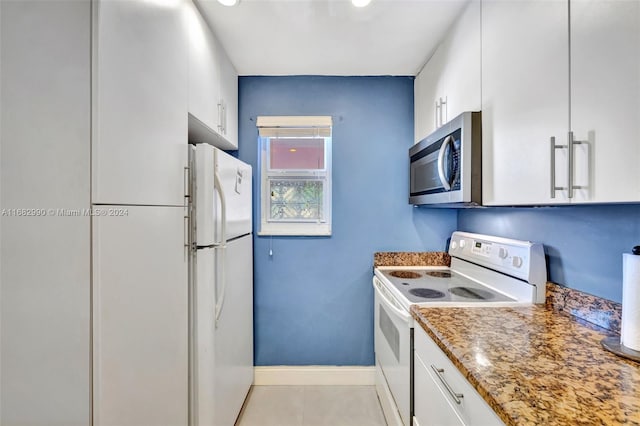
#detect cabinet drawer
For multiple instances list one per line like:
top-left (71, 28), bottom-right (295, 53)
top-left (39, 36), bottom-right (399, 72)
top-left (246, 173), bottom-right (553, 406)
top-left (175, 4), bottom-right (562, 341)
top-left (414, 325), bottom-right (503, 426)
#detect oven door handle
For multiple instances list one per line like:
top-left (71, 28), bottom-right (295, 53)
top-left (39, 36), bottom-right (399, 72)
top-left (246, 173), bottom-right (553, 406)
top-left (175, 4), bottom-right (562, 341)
top-left (372, 277), bottom-right (412, 324)
top-left (437, 135), bottom-right (454, 191)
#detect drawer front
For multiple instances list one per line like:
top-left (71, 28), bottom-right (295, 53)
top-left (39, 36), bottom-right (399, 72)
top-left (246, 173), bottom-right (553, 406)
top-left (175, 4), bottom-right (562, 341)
top-left (414, 325), bottom-right (503, 426)
top-left (414, 351), bottom-right (465, 426)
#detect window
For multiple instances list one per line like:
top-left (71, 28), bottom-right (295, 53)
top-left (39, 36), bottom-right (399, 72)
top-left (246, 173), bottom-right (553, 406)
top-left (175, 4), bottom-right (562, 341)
top-left (257, 116), bottom-right (332, 236)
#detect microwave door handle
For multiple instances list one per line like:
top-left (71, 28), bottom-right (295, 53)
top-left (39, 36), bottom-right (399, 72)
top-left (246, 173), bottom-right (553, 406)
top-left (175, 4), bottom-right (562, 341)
top-left (437, 135), bottom-right (453, 191)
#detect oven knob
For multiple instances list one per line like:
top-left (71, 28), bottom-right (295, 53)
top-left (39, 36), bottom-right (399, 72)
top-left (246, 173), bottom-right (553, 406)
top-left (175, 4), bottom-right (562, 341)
top-left (512, 256), bottom-right (523, 268)
top-left (459, 240), bottom-right (467, 249)
top-left (498, 247), bottom-right (508, 259)
top-left (451, 241), bottom-right (458, 251)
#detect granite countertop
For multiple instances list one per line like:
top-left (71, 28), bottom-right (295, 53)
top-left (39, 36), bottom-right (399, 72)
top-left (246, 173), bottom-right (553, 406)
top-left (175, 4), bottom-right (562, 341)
top-left (373, 251), bottom-right (450, 267)
top-left (411, 305), bottom-right (640, 425)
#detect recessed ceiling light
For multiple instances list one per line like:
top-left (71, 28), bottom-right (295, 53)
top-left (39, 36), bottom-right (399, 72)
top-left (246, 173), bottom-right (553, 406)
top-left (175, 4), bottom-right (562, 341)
top-left (351, 0), bottom-right (371, 7)
top-left (217, 0), bottom-right (239, 6)
top-left (289, 149), bottom-right (297, 153)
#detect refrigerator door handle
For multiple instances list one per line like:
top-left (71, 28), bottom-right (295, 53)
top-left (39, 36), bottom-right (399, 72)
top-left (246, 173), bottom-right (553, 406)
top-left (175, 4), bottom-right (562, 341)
top-left (213, 169), bottom-right (227, 328)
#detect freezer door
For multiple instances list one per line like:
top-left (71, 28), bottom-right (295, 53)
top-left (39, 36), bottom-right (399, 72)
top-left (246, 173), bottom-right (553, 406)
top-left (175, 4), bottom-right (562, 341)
top-left (215, 148), bottom-right (252, 239)
top-left (194, 144), bottom-right (217, 246)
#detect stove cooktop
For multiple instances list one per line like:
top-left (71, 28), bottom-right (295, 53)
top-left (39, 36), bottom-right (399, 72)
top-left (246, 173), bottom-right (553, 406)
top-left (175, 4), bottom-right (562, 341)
top-left (379, 268), bottom-right (515, 304)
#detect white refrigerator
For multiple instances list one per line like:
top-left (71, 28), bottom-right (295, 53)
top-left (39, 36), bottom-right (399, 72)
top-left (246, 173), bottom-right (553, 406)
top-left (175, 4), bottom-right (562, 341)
top-left (190, 143), bottom-right (254, 426)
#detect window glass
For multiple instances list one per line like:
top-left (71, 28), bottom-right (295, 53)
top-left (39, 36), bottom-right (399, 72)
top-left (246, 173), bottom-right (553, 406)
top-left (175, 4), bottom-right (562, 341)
top-left (269, 138), bottom-right (326, 170)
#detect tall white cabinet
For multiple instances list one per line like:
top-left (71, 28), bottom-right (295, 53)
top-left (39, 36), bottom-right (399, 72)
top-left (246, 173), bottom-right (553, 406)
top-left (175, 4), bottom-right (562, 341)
top-left (91, 1), bottom-right (192, 424)
top-left (0, 1), bottom-right (91, 425)
top-left (1, 0), bottom-right (242, 424)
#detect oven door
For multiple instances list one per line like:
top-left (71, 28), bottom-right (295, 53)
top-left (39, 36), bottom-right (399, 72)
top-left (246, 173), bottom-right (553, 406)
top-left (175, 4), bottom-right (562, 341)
top-left (373, 277), bottom-right (412, 426)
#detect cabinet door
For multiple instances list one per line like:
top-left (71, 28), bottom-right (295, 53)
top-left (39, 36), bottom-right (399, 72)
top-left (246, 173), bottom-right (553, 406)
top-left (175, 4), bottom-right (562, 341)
top-left (1, 2), bottom-right (91, 424)
top-left (92, 0), bottom-right (188, 206)
top-left (187, 0), bottom-right (221, 135)
top-left (218, 40), bottom-right (239, 150)
top-left (415, 50), bottom-right (445, 143)
top-left (482, 0), bottom-right (570, 205)
top-left (440, 0), bottom-right (481, 122)
top-left (570, 0), bottom-right (640, 203)
top-left (93, 206), bottom-right (188, 426)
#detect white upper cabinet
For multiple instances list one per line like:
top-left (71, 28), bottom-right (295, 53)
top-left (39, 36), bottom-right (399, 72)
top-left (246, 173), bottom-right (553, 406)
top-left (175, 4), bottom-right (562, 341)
top-left (570, 0), bottom-right (640, 203)
top-left (481, 0), bottom-right (570, 206)
top-left (218, 38), bottom-right (239, 149)
top-left (92, 0), bottom-right (188, 206)
top-left (482, 0), bottom-right (640, 205)
top-left (414, 0), bottom-right (481, 143)
top-left (414, 47), bottom-right (445, 143)
top-left (186, 0), bottom-right (221, 140)
top-left (186, 1), bottom-right (239, 150)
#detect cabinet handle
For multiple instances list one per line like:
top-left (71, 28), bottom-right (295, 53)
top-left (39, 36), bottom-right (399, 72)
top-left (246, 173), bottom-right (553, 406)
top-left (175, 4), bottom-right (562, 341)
top-left (440, 96), bottom-right (447, 125)
top-left (430, 365), bottom-right (463, 404)
top-left (550, 136), bottom-right (568, 198)
top-left (223, 102), bottom-right (227, 135)
top-left (184, 213), bottom-right (190, 260)
top-left (217, 102), bottom-right (223, 133)
top-left (568, 131), bottom-right (587, 199)
top-left (183, 166), bottom-right (190, 202)
top-left (435, 100), bottom-right (440, 129)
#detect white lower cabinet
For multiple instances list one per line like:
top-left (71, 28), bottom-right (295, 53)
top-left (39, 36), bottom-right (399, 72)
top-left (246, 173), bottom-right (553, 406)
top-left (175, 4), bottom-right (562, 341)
top-left (93, 206), bottom-right (188, 426)
top-left (413, 325), bottom-right (503, 426)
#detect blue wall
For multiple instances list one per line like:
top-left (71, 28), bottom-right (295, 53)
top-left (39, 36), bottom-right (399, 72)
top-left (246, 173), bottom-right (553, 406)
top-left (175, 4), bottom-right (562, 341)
top-left (458, 205), bottom-right (640, 303)
top-left (238, 76), bottom-right (457, 366)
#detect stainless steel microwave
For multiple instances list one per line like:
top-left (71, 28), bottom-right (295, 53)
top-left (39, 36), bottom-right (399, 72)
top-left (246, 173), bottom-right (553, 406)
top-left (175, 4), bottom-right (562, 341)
top-left (409, 111), bottom-right (482, 206)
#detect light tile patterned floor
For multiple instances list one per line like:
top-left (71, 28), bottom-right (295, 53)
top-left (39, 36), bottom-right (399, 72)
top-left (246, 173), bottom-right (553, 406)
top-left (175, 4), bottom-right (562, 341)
top-left (235, 385), bottom-right (388, 426)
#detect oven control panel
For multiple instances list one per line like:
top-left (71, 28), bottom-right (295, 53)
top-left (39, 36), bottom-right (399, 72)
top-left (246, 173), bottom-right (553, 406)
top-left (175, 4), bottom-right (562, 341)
top-left (448, 231), bottom-right (546, 286)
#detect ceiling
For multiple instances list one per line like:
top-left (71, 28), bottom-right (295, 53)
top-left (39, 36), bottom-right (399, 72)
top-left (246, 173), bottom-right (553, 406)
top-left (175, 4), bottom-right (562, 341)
top-left (196, 0), bottom-right (469, 76)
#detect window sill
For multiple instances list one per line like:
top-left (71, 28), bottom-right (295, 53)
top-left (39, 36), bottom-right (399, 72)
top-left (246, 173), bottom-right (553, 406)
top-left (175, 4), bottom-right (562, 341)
top-left (258, 223), bottom-right (331, 237)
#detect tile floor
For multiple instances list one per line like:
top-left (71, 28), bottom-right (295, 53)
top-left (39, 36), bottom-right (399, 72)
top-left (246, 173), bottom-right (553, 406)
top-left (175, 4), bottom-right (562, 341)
top-left (235, 385), bottom-right (388, 426)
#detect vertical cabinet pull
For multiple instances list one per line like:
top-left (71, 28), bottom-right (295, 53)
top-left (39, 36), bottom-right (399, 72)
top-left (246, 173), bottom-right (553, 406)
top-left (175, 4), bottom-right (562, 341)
top-left (550, 136), bottom-right (567, 198)
top-left (440, 96), bottom-right (447, 126)
top-left (568, 131), bottom-right (587, 198)
top-left (550, 133), bottom-right (587, 199)
top-left (223, 102), bottom-right (227, 135)
top-left (435, 97), bottom-right (448, 129)
top-left (430, 365), bottom-right (463, 404)
top-left (183, 166), bottom-right (190, 202)
top-left (217, 101), bottom-right (223, 133)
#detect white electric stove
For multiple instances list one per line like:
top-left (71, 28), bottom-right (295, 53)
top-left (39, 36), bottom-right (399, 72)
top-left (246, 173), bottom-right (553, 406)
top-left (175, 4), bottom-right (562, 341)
top-left (372, 231), bottom-right (547, 426)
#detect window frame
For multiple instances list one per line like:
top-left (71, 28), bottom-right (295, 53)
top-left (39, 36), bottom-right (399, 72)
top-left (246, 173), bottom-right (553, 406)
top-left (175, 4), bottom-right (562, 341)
top-left (257, 118), bottom-right (332, 236)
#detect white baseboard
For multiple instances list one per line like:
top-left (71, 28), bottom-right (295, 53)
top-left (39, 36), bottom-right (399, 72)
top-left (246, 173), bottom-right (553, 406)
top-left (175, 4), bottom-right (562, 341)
top-left (253, 366), bottom-right (376, 386)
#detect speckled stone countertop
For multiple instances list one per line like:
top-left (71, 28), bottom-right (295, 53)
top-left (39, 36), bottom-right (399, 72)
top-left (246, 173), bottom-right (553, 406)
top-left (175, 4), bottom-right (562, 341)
top-left (373, 251), bottom-right (450, 267)
top-left (411, 305), bottom-right (640, 425)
